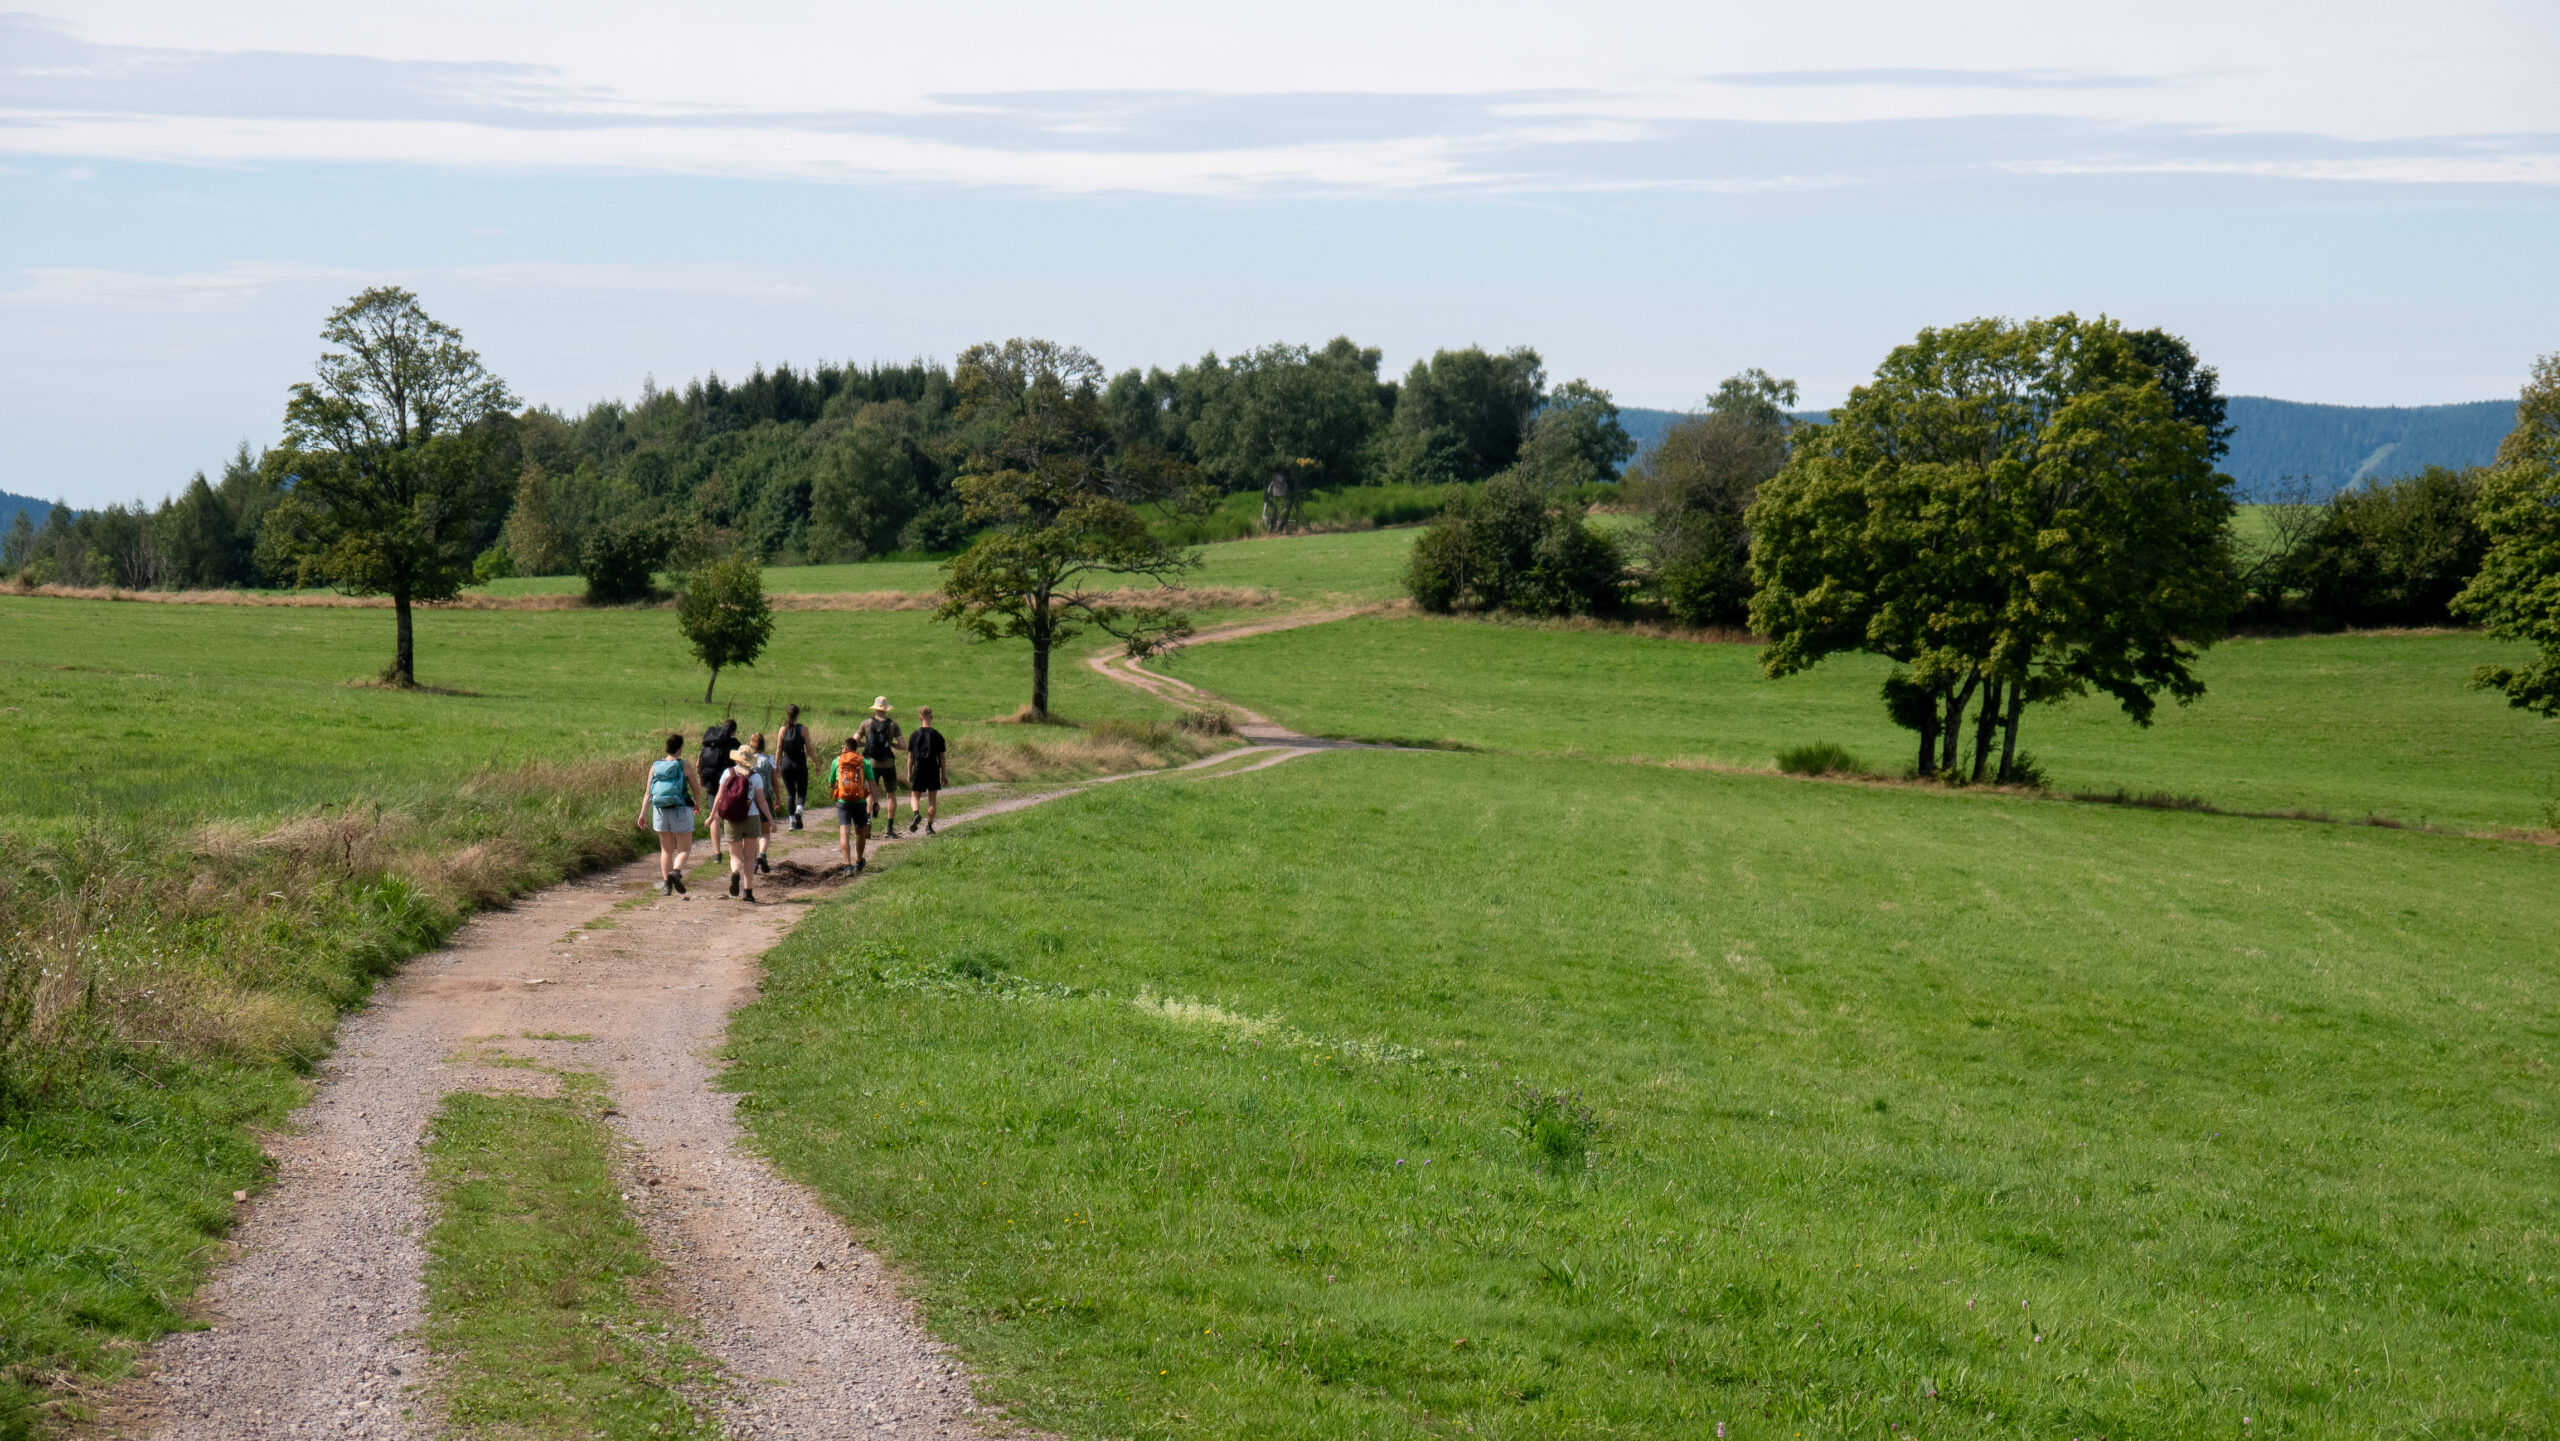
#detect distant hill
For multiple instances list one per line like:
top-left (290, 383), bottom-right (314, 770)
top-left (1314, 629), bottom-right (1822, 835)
top-left (2218, 398), bottom-right (2514, 500)
top-left (0, 490), bottom-right (52, 531)
top-left (1619, 397), bottom-right (2516, 501)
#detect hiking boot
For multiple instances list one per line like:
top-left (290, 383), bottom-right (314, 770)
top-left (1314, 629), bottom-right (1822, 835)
top-left (672, 872), bottom-right (687, 895)
top-left (743, 889), bottom-right (756, 904)
top-left (854, 858), bottom-right (866, 874)
top-left (790, 815), bottom-right (803, 831)
top-left (886, 823), bottom-right (899, 839)
top-left (756, 854), bottom-right (771, 875)
top-left (925, 820), bottom-right (935, 835)
top-left (728, 872), bottom-right (741, 898)
top-left (661, 876), bottom-right (674, 896)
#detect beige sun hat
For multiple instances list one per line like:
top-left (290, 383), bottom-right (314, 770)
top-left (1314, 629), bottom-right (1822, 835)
top-left (869, 696), bottom-right (892, 714)
top-left (729, 747), bottom-right (759, 767)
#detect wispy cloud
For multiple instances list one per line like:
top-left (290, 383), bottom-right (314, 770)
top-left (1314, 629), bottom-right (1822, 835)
top-left (3, 11), bottom-right (2554, 195)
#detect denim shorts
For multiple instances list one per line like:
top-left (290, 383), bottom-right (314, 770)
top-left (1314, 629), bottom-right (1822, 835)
top-left (651, 805), bottom-right (695, 834)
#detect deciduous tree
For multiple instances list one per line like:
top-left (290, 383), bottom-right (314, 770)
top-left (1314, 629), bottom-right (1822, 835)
top-left (677, 551), bottom-right (774, 703)
top-left (2452, 353), bottom-right (2560, 714)
top-left (933, 339), bottom-right (1198, 718)
top-left (1750, 316), bottom-right (2238, 780)
top-left (263, 287), bottom-right (517, 685)
top-left (1186, 338), bottom-right (1386, 532)
top-left (1625, 370), bottom-right (1796, 626)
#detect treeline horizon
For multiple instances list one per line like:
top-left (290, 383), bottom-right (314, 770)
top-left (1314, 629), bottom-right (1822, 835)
top-left (0, 338), bottom-right (1646, 594)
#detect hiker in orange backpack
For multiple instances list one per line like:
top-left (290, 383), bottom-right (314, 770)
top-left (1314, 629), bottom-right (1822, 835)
top-left (826, 736), bottom-right (873, 875)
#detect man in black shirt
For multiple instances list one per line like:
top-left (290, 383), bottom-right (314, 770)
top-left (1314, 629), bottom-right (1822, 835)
top-left (907, 705), bottom-right (948, 835)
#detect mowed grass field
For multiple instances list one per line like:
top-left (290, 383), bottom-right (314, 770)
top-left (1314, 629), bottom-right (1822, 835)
top-left (0, 596), bottom-right (1180, 827)
top-left (1173, 615), bottom-right (2560, 834)
top-left (732, 748), bottom-right (2560, 1439)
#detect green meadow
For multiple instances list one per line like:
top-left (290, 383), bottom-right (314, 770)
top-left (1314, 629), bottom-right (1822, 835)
top-left (1174, 615), bottom-right (2560, 834)
top-left (6, 519), bottom-right (2559, 1437)
top-left (732, 749), bottom-right (2560, 1438)
top-left (0, 596), bottom-right (1171, 828)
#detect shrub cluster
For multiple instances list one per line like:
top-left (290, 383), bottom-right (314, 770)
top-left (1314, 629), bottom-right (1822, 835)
top-left (2248, 466), bottom-right (2490, 628)
top-left (1405, 472), bottom-right (1621, 617)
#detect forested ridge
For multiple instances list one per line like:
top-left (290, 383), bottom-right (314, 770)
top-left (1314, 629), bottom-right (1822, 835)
top-left (0, 339), bottom-right (1595, 593)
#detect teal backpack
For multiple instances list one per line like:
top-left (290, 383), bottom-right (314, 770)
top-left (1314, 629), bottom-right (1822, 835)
top-left (649, 757), bottom-right (691, 809)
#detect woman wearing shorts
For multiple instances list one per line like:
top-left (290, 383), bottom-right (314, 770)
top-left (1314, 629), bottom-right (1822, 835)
top-left (711, 746), bottom-right (774, 902)
top-left (642, 732), bottom-right (697, 895)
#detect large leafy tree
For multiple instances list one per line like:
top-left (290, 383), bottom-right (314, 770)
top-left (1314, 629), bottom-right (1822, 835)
top-left (1385, 345), bottom-right (1546, 484)
top-left (2453, 352), bottom-right (2560, 715)
top-left (1186, 338), bottom-right (1388, 533)
top-left (1750, 316), bottom-right (2239, 780)
top-left (265, 287), bottom-right (517, 685)
top-left (934, 339), bottom-right (1198, 718)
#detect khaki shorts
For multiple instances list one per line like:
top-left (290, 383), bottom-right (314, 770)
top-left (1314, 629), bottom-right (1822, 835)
top-left (722, 817), bottom-right (765, 841)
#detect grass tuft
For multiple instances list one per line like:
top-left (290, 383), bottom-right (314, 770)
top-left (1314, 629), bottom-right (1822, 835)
top-left (1775, 740), bottom-right (1865, 776)
top-left (424, 1073), bottom-right (722, 1439)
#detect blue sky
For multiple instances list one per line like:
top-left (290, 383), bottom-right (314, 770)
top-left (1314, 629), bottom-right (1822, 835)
top-left (3, 1), bottom-right (2556, 507)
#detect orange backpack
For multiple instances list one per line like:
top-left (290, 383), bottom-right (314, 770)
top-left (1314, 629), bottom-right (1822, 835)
top-left (831, 750), bottom-right (868, 802)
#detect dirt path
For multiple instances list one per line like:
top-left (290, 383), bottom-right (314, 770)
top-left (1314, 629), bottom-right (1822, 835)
top-left (103, 610), bottom-right (1355, 1439)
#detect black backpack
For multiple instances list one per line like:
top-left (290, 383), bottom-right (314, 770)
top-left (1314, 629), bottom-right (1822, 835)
top-left (698, 721), bottom-right (735, 777)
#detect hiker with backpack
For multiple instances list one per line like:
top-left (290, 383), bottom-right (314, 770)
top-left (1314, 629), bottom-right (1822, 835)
top-left (697, 718), bottom-right (737, 798)
top-left (711, 744), bottom-right (775, 901)
top-left (826, 735), bottom-right (873, 874)
top-left (641, 732), bottom-right (698, 896)
top-left (907, 705), bottom-right (947, 835)
top-left (747, 733), bottom-right (781, 876)
top-left (856, 697), bottom-right (906, 837)
top-left (777, 703), bottom-right (813, 832)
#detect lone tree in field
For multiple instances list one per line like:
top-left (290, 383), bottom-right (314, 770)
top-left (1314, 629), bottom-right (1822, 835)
top-left (1749, 315), bottom-right (2239, 781)
top-left (2454, 352), bottom-right (2560, 715)
top-left (265, 287), bottom-right (517, 686)
top-left (678, 552), bottom-right (774, 703)
top-left (935, 338), bottom-right (1198, 719)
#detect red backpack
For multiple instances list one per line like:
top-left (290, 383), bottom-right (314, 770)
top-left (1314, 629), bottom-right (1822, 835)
top-left (713, 769), bottom-right (753, 821)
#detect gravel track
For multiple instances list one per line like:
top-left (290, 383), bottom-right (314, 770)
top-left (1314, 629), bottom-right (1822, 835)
top-left (102, 617), bottom-right (1351, 1438)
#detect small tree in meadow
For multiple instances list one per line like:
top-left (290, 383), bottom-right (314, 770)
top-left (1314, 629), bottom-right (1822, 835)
top-left (677, 553), bottom-right (773, 703)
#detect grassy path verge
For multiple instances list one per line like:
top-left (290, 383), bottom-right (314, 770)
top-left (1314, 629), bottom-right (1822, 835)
top-left (424, 1074), bottom-right (722, 1439)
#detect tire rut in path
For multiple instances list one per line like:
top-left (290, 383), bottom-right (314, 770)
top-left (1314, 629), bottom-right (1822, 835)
top-left (105, 613), bottom-right (1359, 1438)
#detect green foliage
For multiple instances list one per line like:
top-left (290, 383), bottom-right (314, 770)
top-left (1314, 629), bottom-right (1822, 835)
top-left (675, 552), bottom-right (774, 702)
top-left (1624, 370), bottom-right (1797, 626)
top-left (934, 338), bottom-right (1199, 717)
top-left (809, 399), bottom-right (932, 559)
top-left (1513, 379), bottom-right (1635, 492)
top-left (2286, 465), bottom-right (2488, 627)
top-left (578, 514), bottom-right (669, 605)
top-left (472, 542), bottom-right (516, 583)
top-left (2453, 361), bottom-right (2560, 714)
top-left (1750, 315), bottom-right (2239, 780)
top-left (1384, 345), bottom-right (1547, 484)
top-left (425, 1076), bottom-right (722, 1439)
top-left (1406, 472), bottom-right (1620, 616)
top-left (1184, 338), bottom-right (1388, 532)
top-left (731, 751), bottom-right (2560, 1438)
top-left (1774, 740), bottom-right (1864, 775)
top-left (262, 287), bottom-right (519, 684)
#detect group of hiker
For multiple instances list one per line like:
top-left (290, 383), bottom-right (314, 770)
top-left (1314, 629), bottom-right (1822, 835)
top-left (641, 698), bottom-right (949, 900)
